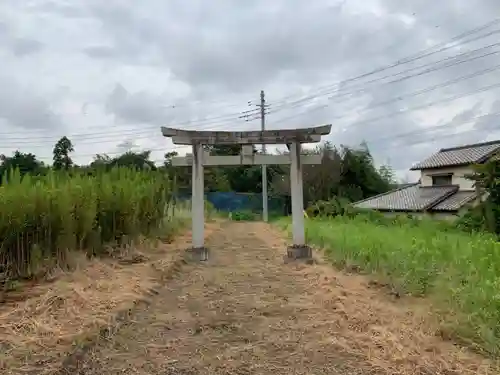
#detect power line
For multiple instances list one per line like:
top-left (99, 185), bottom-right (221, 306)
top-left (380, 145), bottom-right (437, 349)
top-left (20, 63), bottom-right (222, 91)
top-left (5, 41), bottom-right (500, 146)
top-left (4, 18), bottom-right (497, 140)
top-left (268, 40), bottom-right (500, 117)
top-left (349, 62), bottom-right (500, 112)
top-left (356, 110), bottom-right (500, 148)
top-left (0, 94), bottom-right (271, 139)
top-left (164, 17), bottom-right (500, 118)
top-left (115, 17), bottom-right (500, 130)
top-left (0, 98), bottom-right (257, 136)
top-left (342, 80), bottom-right (500, 129)
top-left (9, 110), bottom-right (500, 168)
top-left (238, 98), bottom-right (270, 123)
top-left (160, 95), bottom-right (256, 110)
top-left (3, 63), bottom-right (499, 151)
top-left (267, 18), bottom-right (500, 106)
top-left (277, 78), bottom-right (500, 134)
top-left (2, 19), bottom-right (498, 142)
top-left (62, 96), bottom-right (500, 165)
top-left (3, 19), bottom-right (500, 159)
top-left (0, 107), bottom-right (255, 140)
top-left (272, 56), bottom-right (500, 126)
top-left (87, 14), bottom-right (495, 130)
top-left (3, 63), bottom-right (500, 149)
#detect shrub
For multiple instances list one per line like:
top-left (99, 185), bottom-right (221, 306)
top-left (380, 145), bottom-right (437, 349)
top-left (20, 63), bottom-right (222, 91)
top-left (231, 210), bottom-right (259, 221)
top-left (455, 202), bottom-right (497, 235)
top-left (305, 196), bottom-right (352, 218)
top-left (0, 168), bottom-right (174, 280)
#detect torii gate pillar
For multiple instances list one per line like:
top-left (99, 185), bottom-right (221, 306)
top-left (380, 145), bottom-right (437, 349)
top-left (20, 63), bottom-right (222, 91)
top-left (191, 143), bottom-right (205, 251)
top-left (161, 124), bottom-right (332, 262)
top-left (288, 141), bottom-right (308, 257)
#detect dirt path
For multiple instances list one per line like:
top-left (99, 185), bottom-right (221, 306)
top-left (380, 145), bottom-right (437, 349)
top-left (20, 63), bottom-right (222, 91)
top-left (73, 222), bottom-right (494, 375)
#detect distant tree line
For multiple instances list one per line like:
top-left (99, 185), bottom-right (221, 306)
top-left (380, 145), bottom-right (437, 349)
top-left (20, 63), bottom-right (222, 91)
top-left (0, 137), bottom-right (397, 204)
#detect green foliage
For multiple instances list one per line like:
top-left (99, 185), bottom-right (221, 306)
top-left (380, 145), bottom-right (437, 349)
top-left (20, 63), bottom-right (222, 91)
top-left (207, 144), bottom-right (267, 193)
top-left (460, 158), bottom-right (500, 235)
top-left (0, 168), bottom-right (175, 281)
top-left (90, 150), bottom-right (157, 171)
top-left (0, 133), bottom-right (401, 282)
top-left (305, 197), bottom-right (353, 218)
top-left (167, 141), bottom-right (395, 203)
top-left (110, 150), bottom-right (157, 170)
top-left (0, 151), bottom-right (46, 183)
top-left (52, 136), bottom-right (74, 171)
top-left (278, 215), bottom-right (500, 355)
top-left (456, 205), bottom-right (488, 233)
top-left (231, 210), bottom-right (259, 221)
top-left (378, 164), bottom-right (397, 186)
top-left (271, 141), bottom-right (394, 205)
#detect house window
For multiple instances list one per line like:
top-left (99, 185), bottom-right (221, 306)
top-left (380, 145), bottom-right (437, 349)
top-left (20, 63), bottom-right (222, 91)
top-left (431, 174), bottom-right (452, 186)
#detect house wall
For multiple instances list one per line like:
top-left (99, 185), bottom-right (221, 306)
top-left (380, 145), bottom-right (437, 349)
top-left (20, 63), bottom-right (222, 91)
top-left (420, 165), bottom-right (475, 189)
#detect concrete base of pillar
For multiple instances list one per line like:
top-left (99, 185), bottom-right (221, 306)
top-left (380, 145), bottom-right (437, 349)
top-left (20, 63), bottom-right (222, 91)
top-left (186, 247), bottom-right (209, 261)
top-left (284, 245), bottom-right (313, 262)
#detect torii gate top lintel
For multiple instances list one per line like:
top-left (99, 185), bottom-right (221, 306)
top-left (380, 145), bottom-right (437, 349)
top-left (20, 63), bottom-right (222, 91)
top-left (161, 124), bottom-right (332, 145)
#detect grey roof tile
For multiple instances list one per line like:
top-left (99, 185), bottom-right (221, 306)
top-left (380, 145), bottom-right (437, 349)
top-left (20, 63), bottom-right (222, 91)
top-left (410, 140), bottom-right (500, 170)
top-left (432, 190), bottom-right (477, 211)
top-left (354, 184), bottom-right (458, 211)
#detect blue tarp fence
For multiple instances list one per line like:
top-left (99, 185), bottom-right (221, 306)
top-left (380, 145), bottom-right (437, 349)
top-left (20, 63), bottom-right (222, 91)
top-left (176, 191), bottom-right (289, 214)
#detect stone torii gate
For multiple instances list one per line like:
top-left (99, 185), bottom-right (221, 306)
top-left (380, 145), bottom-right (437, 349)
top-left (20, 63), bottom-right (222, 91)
top-left (161, 124), bottom-right (332, 261)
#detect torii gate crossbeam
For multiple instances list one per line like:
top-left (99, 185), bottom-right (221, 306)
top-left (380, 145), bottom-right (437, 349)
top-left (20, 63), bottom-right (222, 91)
top-left (161, 124), bottom-right (332, 262)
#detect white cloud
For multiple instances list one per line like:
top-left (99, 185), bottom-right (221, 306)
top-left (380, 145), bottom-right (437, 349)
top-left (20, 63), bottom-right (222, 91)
top-left (0, 0), bottom-right (499, 179)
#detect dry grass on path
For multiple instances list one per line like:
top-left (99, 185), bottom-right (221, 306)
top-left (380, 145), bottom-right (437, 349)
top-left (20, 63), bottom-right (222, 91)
top-left (74, 222), bottom-right (497, 375)
top-left (0, 223), bottom-right (221, 375)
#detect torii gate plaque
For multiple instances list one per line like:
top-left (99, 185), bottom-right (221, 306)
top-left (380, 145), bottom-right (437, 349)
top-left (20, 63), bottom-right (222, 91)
top-left (161, 124), bottom-right (332, 261)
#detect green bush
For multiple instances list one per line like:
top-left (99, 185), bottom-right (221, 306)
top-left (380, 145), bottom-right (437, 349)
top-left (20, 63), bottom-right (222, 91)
top-left (456, 202), bottom-right (499, 236)
top-left (231, 210), bottom-right (259, 221)
top-left (0, 168), bottom-right (176, 280)
top-left (305, 196), bottom-right (352, 218)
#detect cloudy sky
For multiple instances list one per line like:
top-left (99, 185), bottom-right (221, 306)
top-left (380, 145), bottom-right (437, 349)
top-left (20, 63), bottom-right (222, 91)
top-left (1, 0), bottom-right (500, 180)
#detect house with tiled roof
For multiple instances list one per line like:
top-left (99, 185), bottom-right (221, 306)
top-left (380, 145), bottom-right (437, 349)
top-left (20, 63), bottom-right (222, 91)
top-left (353, 140), bottom-right (500, 219)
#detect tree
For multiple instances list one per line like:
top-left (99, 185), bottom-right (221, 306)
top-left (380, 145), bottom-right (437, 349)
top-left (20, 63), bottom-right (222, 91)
top-left (0, 151), bottom-right (45, 183)
top-left (90, 153), bottom-right (112, 169)
top-left (378, 164), bottom-right (397, 187)
top-left (466, 159), bottom-right (500, 234)
top-left (271, 142), bottom-right (392, 204)
top-left (339, 144), bottom-right (391, 201)
top-left (162, 151), bottom-right (191, 193)
top-left (52, 136), bottom-right (74, 170)
top-left (205, 168), bottom-right (232, 192)
top-left (110, 150), bottom-right (156, 170)
top-left (302, 142), bottom-right (343, 203)
top-left (205, 144), bottom-right (265, 193)
top-left (164, 151), bottom-right (179, 167)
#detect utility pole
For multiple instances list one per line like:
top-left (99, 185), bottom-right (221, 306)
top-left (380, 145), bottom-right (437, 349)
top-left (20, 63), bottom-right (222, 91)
top-left (239, 91), bottom-right (270, 222)
top-left (259, 90), bottom-right (269, 222)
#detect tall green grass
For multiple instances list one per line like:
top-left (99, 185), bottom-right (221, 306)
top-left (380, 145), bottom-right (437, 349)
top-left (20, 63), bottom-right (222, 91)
top-left (278, 214), bottom-right (500, 356)
top-left (0, 168), bottom-right (178, 281)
